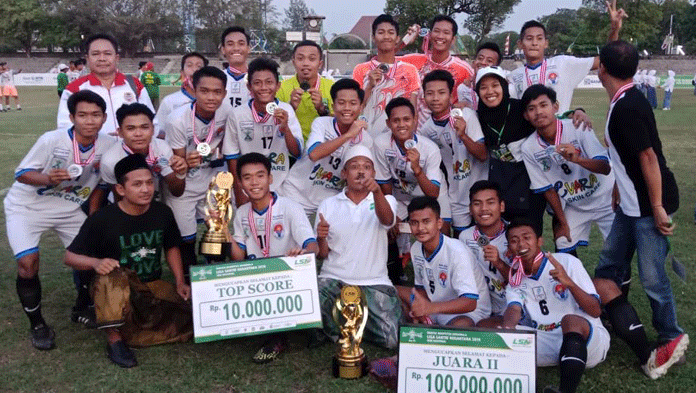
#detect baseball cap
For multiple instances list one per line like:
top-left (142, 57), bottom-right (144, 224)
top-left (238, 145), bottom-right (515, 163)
top-left (475, 66), bottom-right (507, 87)
top-left (342, 145), bottom-right (374, 169)
top-left (58, 64), bottom-right (69, 71)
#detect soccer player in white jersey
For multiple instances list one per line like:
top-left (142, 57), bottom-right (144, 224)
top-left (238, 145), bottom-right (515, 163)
top-left (224, 153), bottom-right (318, 363)
top-left (280, 78), bottom-right (373, 215)
top-left (221, 26), bottom-right (252, 109)
top-left (508, 1), bottom-right (626, 113)
top-left (419, 70), bottom-right (487, 234)
top-left (223, 57), bottom-right (303, 206)
top-left (101, 103), bottom-right (188, 200)
top-left (400, 196), bottom-right (491, 327)
top-left (459, 181), bottom-right (511, 328)
top-left (520, 85), bottom-right (615, 255)
top-left (4, 91), bottom-right (116, 350)
top-left (155, 52), bottom-right (208, 138)
top-left (165, 66), bottom-right (230, 279)
top-left (502, 218), bottom-right (609, 393)
top-left (315, 145), bottom-right (402, 349)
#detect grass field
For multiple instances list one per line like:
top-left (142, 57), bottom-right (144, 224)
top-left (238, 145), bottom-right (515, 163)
top-left (0, 86), bottom-right (695, 393)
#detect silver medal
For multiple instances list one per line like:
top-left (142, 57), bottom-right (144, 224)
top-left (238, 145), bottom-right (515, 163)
top-left (477, 235), bottom-right (490, 247)
top-left (378, 63), bottom-right (389, 73)
top-left (197, 142), bottom-right (212, 157)
top-left (67, 164), bottom-right (83, 179)
top-left (157, 157), bottom-right (169, 167)
top-left (265, 102), bottom-right (278, 115)
top-left (404, 139), bottom-right (417, 149)
top-left (419, 27), bottom-right (430, 37)
top-left (358, 115), bottom-right (367, 122)
top-left (450, 108), bottom-right (463, 118)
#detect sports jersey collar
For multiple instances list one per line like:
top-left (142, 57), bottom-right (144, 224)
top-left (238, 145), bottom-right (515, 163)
top-left (67, 127), bottom-right (95, 151)
top-left (423, 234), bottom-right (444, 262)
top-left (86, 72), bottom-right (127, 86)
top-left (432, 112), bottom-right (450, 127)
top-left (190, 101), bottom-right (214, 124)
top-left (525, 60), bottom-right (545, 70)
top-left (226, 68), bottom-right (246, 81)
top-left (529, 255), bottom-right (548, 281)
top-left (252, 192), bottom-right (278, 215)
top-left (338, 188), bottom-right (373, 204)
top-left (181, 87), bottom-right (195, 101)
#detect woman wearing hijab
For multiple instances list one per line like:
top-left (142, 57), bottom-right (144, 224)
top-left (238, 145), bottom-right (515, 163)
top-left (661, 70), bottom-right (675, 110)
top-left (646, 70), bottom-right (657, 109)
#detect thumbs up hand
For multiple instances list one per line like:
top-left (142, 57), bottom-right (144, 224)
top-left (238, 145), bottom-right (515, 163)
top-left (409, 287), bottom-right (432, 318)
top-left (317, 213), bottom-right (330, 239)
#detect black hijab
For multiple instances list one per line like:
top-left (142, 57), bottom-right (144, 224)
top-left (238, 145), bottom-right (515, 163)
top-left (475, 73), bottom-right (533, 149)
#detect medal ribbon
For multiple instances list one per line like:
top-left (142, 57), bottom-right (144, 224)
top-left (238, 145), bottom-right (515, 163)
top-left (473, 221), bottom-right (506, 242)
top-left (508, 251), bottom-right (543, 287)
top-left (248, 199), bottom-right (273, 258)
top-left (433, 110), bottom-right (455, 129)
top-left (72, 134), bottom-right (97, 167)
top-left (122, 143), bottom-right (156, 166)
top-left (250, 99), bottom-right (273, 124)
top-left (611, 82), bottom-right (635, 105)
top-left (190, 103), bottom-right (216, 146)
top-left (525, 59), bottom-right (547, 87)
top-left (536, 119), bottom-right (563, 148)
top-left (333, 118), bottom-right (362, 144)
top-left (370, 59), bottom-right (397, 80)
top-left (227, 65), bottom-right (245, 76)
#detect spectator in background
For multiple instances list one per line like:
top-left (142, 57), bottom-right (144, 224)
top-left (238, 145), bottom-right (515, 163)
top-left (136, 61), bottom-right (147, 79)
top-left (76, 58), bottom-right (88, 78)
top-left (660, 70), bottom-right (675, 110)
top-left (646, 69), bottom-right (657, 109)
top-left (0, 62), bottom-right (22, 111)
top-left (692, 69), bottom-right (695, 96)
top-left (67, 61), bottom-right (79, 82)
top-left (140, 62), bottom-right (162, 109)
top-left (57, 64), bottom-right (70, 98)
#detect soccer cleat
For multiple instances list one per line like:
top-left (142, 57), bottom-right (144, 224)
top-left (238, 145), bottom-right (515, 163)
top-left (641, 333), bottom-right (689, 379)
top-left (31, 324), bottom-right (56, 350)
top-left (107, 341), bottom-right (137, 368)
top-left (71, 306), bottom-right (97, 329)
top-left (252, 337), bottom-right (287, 364)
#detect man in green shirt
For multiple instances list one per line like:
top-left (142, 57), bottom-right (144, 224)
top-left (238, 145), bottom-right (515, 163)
top-left (140, 62), bottom-right (161, 108)
top-left (57, 64), bottom-right (70, 98)
top-left (276, 40), bottom-right (334, 141)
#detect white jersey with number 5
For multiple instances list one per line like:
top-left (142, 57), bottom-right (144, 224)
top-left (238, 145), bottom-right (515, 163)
top-left (4, 129), bottom-right (116, 214)
top-left (222, 100), bottom-right (304, 191)
top-left (280, 117), bottom-right (373, 214)
top-left (233, 193), bottom-right (316, 259)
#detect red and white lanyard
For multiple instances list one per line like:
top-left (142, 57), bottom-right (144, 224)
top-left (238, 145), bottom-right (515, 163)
top-left (251, 99), bottom-right (273, 123)
top-left (525, 59), bottom-right (547, 87)
top-left (228, 65), bottom-right (245, 76)
top-left (248, 199), bottom-right (273, 258)
top-left (334, 119), bottom-right (362, 144)
top-left (470, 88), bottom-right (478, 110)
top-left (473, 221), bottom-right (506, 243)
top-left (611, 83), bottom-right (635, 105)
top-left (72, 135), bottom-right (97, 167)
top-left (536, 120), bottom-right (563, 147)
top-left (370, 59), bottom-right (397, 80)
top-left (190, 103), bottom-right (216, 146)
top-left (509, 251), bottom-right (543, 287)
top-left (433, 110), bottom-right (455, 128)
top-left (122, 143), bottom-right (156, 166)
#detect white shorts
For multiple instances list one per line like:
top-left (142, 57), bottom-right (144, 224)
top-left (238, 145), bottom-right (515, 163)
top-left (432, 305), bottom-right (488, 326)
top-left (556, 204), bottom-right (614, 252)
top-left (4, 202), bottom-right (86, 258)
top-left (535, 322), bottom-right (610, 368)
top-left (165, 192), bottom-right (207, 239)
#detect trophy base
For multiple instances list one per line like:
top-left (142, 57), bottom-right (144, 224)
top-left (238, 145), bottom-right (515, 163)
top-left (199, 240), bottom-right (231, 262)
top-left (332, 352), bottom-right (368, 379)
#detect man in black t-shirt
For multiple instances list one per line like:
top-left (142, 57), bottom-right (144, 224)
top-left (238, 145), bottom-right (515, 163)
top-left (594, 40), bottom-right (688, 375)
top-left (65, 154), bottom-right (192, 368)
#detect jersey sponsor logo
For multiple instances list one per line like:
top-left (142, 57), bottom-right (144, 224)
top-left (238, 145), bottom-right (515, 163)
top-left (50, 156), bottom-right (68, 169)
top-left (241, 121), bottom-right (254, 141)
top-left (231, 82), bottom-right (241, 94)
top-left (36, 184), bottom-right (92, 204)
top-left (439, 271), bottom-right (448, 287)
top-left (532, 286), bottom-right (546, 301)
top-left (309, 163), bottom-right (344, 189)
top-left (534, 321), bottom-right (562, 332)
top-left (124, 91), bottom-right (136, 103)
top-left (554, 174), bottom-right (600, 202)
top-left (548, 73), bottom-right (558, 85)
top-left (553, 283), bottom-right (568, 300)
top-left (273, 223), bottom-right (284, 238)
top-left (452, 159), bottom-right (471, 180)
top-left (384, 149), bottom-right (397, 159)
top-left (268, 152), bottom-right (287, 171)
top-left (263, 125), bottom-right (274, 137)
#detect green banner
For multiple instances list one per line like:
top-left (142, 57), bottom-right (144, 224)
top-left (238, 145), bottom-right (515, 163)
top-left (400, 326), bottom-right (511, 350)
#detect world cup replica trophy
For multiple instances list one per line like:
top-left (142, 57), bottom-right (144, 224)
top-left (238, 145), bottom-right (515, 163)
top-left (332, 286), bottom-right (369, 379)
top-left (199, 172), bottom-right (234, 261)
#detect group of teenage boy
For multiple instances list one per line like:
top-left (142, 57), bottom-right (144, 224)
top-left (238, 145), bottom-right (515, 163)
top-left (4, 1), bottom-right (689, 391)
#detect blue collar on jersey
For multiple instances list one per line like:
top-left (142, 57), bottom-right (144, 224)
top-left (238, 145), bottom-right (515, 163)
top-left (226, 68), bottom-right (246, 81)
top-left (529, 255), bottom-right (549, 281)
top-left (423, 233), bottom-right (444, 262)
top-left (395, 134), bottom-right (417, 156)
top-left (67, 127), bottom-right (95, 152)
top-left (432, 117), bottom-right (449, 127)
top-left (181, 87), bottom-right (195, 101)
top-left (253, 192), bottom-right (278, 215)
top-left (190, 101), bottom-right (214, 124)
top-left (525, 59), bottom-right (546, 70)
top-left (249, 98), bottom-right (279, 116)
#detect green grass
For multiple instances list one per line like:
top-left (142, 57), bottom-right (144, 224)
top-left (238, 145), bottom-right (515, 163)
top-left (0, 87), bottom-right (695, 392)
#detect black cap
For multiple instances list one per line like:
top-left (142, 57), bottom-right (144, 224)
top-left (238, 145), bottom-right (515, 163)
top-left (115, 153), bottom-right (150, 184)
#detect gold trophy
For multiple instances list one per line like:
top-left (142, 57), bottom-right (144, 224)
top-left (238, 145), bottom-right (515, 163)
top-left (332, 286), bottom-right (369, 379)
top-left (199, 172), bottom-right (234, 261)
